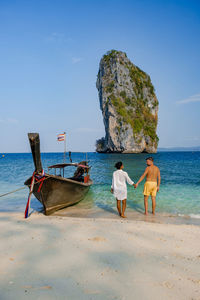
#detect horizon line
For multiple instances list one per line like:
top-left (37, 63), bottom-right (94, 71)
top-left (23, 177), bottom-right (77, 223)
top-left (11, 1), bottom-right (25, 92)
top-left (1, 149), bottom-right (200, 154)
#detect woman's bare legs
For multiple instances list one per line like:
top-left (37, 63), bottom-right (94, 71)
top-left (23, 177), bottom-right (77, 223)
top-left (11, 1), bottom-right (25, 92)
top-left (121, 199), bottom-right (127, 218)
top-left (116, 200), bottom-right (121, 216)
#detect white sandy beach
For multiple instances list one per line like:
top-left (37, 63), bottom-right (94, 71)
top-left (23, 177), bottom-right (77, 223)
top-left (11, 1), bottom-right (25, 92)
top-left (0, 212), bottom-right (200, 300)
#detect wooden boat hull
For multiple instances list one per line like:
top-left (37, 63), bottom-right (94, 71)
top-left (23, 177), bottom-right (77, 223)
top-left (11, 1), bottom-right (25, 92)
top-left (25, 174), bottom-right (92, 215)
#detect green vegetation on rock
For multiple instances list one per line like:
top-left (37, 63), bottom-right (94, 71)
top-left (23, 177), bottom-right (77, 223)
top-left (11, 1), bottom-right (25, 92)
top-left (108, 89), bottom-right (158, 145)
top-left (119, 91), bottom-right (126, 98)
top-left (103, 49), bottom-right (127, 63)
top-left (105, 81), bottom-right (115, 93)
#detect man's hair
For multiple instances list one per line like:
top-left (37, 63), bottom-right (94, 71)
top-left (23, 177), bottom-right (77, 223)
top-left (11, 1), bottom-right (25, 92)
top-left (146, 156), bottom-right (154, 161)
top-left (115, 161), bottom-right (123, 169)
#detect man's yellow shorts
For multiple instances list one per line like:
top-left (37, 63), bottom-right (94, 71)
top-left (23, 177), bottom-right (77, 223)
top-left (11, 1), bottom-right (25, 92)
top-left (143, 181), bottom-right (157, 197)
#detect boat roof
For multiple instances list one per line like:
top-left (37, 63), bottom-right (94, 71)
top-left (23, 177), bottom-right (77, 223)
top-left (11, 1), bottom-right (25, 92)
top-left (48, 163), bottom-right (90, 169)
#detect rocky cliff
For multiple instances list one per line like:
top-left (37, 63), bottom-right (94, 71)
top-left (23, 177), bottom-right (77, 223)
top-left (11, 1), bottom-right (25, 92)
top-left (96, 50), bottom-right (159, 153)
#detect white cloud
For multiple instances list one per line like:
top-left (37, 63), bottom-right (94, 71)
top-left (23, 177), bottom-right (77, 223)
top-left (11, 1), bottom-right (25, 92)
top-left (176, 93), bottom-right (200, 104)
top-left (72, 57), bottom-right (82, 64)
top-left (0, 118), bottom-right (19, 124)
top-left (184, 136), bottom-right (200, 142)
top-left (7, 118), bottom-right (19, 124)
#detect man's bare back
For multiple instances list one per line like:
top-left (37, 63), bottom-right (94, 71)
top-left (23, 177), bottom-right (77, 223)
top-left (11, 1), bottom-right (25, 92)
top-left (146, 165), bottom-right (160, 183)
top-left (136, 164), bottom-right (160, 186)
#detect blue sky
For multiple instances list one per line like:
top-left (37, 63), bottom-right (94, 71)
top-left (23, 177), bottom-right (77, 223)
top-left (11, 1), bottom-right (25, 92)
top-left (0, 0), bottom-right (200, 152)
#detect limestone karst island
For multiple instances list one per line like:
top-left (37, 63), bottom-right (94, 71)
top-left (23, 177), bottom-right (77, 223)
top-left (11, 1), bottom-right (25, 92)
top-left (96, 50), bottom-right (159, 153)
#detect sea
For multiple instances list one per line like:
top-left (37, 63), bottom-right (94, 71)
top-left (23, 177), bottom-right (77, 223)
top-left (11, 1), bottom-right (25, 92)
top-left (0, 152), bottom-right (200, 221)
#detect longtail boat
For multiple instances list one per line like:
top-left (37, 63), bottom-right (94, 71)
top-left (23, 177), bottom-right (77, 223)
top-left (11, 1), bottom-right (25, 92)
top-left (24, 133), bottom-right (93, 215)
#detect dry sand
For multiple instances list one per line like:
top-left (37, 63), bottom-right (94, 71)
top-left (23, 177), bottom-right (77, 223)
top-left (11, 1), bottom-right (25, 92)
top-left (0, 212), bottom-right (200, 300)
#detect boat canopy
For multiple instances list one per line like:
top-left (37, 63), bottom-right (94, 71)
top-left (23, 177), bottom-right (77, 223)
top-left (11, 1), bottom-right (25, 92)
top-left (48, 163), bottom-right (90, 169)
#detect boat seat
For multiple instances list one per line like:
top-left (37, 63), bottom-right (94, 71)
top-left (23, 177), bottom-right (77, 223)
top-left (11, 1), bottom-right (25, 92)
top-left (69, 176), bottom-right (84, 182)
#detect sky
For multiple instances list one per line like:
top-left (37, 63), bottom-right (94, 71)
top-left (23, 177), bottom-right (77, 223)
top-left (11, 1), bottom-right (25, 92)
top-left (0, 0), bottom-right (200, 152)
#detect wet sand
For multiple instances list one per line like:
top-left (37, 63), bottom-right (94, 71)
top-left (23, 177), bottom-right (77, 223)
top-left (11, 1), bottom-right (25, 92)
top-left (0, 211), bottom-right (200, 300)
top-left (53, 205), bottom-right (200, 226)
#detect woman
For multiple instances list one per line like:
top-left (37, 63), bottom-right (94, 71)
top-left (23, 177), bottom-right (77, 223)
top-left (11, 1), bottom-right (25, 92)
top-left (111, 161), bottom-right (135, 218)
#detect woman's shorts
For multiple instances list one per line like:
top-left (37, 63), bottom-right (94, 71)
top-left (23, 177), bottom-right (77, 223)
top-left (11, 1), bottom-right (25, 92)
top-left (143, 181), bottom-right (157, 197)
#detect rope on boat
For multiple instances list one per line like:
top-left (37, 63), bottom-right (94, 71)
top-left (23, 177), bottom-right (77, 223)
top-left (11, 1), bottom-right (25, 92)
top-left (24, 172), bottom-right (36, 218)
top-left (24, 170), bottom-right (48, 218)
top-left (0, 186), bottom-right (26, 198)
top-left (0, 181), bottom-right (106, 198)
top-left (0, 174), bottom-right (49, 199)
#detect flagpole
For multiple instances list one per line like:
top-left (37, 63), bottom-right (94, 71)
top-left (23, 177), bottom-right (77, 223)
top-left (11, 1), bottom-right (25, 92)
top-left (64, 132), bottom-right (66, 163)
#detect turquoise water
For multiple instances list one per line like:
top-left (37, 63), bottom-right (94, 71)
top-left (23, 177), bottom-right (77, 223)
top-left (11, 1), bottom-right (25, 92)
top-left (0, 152), bottom-right (200, 217)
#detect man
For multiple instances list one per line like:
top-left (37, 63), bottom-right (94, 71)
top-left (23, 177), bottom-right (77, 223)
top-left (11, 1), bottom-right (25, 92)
top-left (135, 157), bottom-right (161, 215)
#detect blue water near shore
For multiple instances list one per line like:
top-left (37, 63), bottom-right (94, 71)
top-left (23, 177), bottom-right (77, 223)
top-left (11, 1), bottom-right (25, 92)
top-left (0, 152), bottom-right (200, 218)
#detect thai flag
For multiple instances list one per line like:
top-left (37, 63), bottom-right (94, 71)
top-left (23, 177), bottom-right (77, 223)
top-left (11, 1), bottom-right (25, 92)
top-left (57, 133), bottom-right (66, 141)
